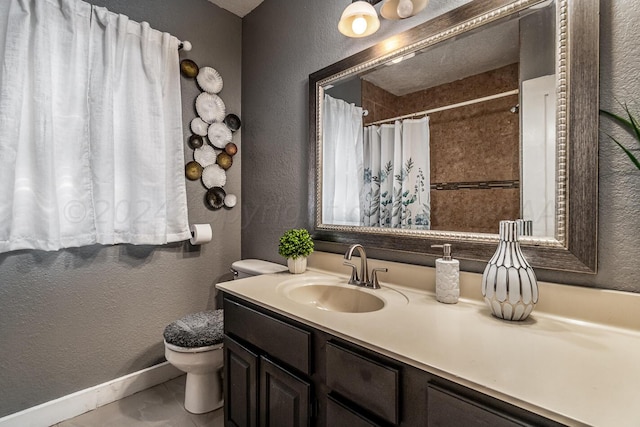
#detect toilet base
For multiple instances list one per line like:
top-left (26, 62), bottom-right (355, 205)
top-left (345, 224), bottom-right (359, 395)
top-left (184, 368), bottom-right (224, 414)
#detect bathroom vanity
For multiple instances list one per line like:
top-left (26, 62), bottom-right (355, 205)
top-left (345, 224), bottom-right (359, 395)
top-left (222, 294), bottom-right (559, 426)
top-left (216, 253), bottom-right (640, 426)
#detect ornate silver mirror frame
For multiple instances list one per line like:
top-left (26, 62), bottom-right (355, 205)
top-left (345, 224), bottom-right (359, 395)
top-left (309, 0), bottom-right (598, 272)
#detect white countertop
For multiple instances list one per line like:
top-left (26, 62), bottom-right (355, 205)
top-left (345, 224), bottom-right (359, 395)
top-left (216, 252), bottom-right (640, 427)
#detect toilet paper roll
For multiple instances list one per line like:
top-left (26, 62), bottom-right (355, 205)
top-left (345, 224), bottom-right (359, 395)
top-left (189, 224), bottom-right (212, 245)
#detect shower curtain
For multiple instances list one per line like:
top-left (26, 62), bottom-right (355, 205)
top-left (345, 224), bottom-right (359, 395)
top-left (0, 0), bottom-right (189, 253)
top-left (361, 117), bottom-right (431, 229)
top-left (322, 94), bottom-right (364, 226)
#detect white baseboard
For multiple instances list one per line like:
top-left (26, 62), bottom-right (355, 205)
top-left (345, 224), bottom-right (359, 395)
top-left (0, 362), bottom-right (182, 427)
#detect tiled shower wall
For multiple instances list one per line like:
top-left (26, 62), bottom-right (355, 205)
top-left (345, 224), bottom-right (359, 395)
top-left (362, 63), bottom-right (520, 233)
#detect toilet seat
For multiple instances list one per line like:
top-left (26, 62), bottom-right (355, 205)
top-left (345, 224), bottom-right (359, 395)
top-left (163, 309), bottom-right (223, 349)
top-left (164, 340), bottom-right (223, 353)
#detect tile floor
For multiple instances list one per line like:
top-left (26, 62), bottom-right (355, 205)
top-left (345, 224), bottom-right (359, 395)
top-left (53, 375), bottom-right (223, 427)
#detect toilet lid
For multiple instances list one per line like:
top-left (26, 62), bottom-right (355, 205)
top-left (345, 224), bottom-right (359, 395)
top-left (163, 309), bottom-right (223, 348)
top-left (232, 259), bottom-right (288, 276)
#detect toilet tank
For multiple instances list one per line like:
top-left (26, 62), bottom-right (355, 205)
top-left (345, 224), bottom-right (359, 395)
top-left (231, 259), bottom-right (288, 279)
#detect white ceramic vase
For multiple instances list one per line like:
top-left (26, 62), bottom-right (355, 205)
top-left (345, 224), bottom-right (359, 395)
top-left (481, 220), bottom-right (538, 321)
top-left (287, 257), bottom-right (307, 274)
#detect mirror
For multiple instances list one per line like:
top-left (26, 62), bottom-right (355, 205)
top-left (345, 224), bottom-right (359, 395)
top-left (324, 3), bottom-right (555, 237)
top-left (310, 0), bottom-right (599, 272)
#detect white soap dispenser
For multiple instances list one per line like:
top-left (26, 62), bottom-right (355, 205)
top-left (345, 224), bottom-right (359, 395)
top-left (431, 243), bottom-right (460, 304)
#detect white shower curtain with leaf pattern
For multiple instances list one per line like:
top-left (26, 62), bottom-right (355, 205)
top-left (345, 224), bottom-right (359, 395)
top-left (0, 0), bottom-right (189, 253)
top-left (361, 117), bottom-right (431, 229)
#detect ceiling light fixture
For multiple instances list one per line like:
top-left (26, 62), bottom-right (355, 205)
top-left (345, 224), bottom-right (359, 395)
top-left (339, 0), bottom-right (429, 38)
top-left (380, 0), bottom-right (428, 20)
top-left (338, 1), bottom-right (381, 38)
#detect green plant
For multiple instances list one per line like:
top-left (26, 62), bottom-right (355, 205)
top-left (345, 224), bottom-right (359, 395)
top-left (600, 103), bottom-right (640, 170)
top-left (278, 228), bottom-right (314, 259)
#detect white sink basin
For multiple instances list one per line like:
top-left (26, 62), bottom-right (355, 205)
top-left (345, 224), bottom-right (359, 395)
top-left (276, 275), bottom-right (408, 313)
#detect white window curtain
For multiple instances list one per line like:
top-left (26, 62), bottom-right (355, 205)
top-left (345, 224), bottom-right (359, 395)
top-left (361, 117), bottom-right (431, 229)
top-left (0, 0), bottom-right (189, 253)
top-left (89, 7), bottom-right (188, 245)
top-left (322, 94), bottom-right (364, 226)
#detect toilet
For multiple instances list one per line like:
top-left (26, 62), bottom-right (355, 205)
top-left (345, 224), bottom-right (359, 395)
top-left (163, 259), bottom-right (287, 414)
top-left (231, 258), bottom-right (288, 279)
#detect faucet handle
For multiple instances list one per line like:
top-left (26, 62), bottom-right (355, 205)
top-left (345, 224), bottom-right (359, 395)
top-left (370, 267), bottom-right (388, 289)
top-left (343, 261), bottom-right (359, 285)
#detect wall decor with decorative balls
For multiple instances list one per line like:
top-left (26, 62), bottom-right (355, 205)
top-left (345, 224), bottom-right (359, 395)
top-left (180, 58), bottom-right (239, 210)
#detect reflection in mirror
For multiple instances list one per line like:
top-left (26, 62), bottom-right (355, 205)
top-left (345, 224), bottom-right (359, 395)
top-left (311, 0), bottom-right (598, 272)
top-left (321, 1), bottom-right (556, 238)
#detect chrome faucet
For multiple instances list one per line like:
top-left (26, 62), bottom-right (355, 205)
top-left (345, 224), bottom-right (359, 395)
top-left (343, 244), bottom-right (387, 289)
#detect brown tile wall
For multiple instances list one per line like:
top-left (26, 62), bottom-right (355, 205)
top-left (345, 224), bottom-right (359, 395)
top-left (362, 81), bottom-right (398, 125)
top-left (431, 188), bottom-right (520, 233)
top-left (361, 63), bottom-right (520, 233)
top-left (430, 94), bottom-right (519, 183)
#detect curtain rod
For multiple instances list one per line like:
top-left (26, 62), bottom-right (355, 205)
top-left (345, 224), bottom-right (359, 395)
top-left (178, 40), bottom-right (192, 51)
top-left (366, 89), bottom-right (519, 126)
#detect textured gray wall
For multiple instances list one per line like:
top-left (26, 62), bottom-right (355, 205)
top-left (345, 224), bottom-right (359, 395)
top-left (0, 0), bottom-right (241, 417)
top-left (241, 0), bottom-right (470, 262)
top-left (242, 0), bottom-right (640, 293)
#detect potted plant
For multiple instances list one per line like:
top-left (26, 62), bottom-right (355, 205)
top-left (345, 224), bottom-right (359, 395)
top-left (600, 103), bottom-right (640, 171)
top-left (278, 228), bottom-right (314, 274)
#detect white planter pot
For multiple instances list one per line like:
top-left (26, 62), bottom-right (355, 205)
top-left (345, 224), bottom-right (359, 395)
top-left (287, 257), bottom-right (307, 274)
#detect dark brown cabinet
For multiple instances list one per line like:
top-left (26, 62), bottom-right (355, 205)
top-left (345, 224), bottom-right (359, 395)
top-left (224, 297), bottom-right (314, 426)
top-left (426, 385), bottom-right (530, 427)
top-left (224, 334), bottom-right (312, 427)
top-left (259, 356), bottom-right (311, 427)
top-left (325, 341), bottom-right (399, 424)
top-left (225, 336), bottom-right (258, 427)
top-left (326, 395), bottom-right (380, 427)
top-left (222, 294), bottom-right (563, 427)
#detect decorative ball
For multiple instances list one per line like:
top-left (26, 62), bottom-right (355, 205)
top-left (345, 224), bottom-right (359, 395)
top-left (223, 114), bottom-right (241, 132)
top-left (225, 142), bottom-right (238, 156)
top-left (224, 194), bottom-right (237, 208)
top-left (185, 161), bottom-right (203, 180)
top-left (217, 152), bottom-right (233, 170)
top-left (206, 187), bottom-right (226, 209)
top-left (180, 59), bottom-right (199, 78)
top-left (188, 134), bottom-right (204, 149)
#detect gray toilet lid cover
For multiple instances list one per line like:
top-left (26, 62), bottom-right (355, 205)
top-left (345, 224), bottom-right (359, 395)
top-left (163, 309), bottom-right (223, 348)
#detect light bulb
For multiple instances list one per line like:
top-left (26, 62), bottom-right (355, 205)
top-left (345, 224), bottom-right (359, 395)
top-left (396, 0), bottom-right (414, 18)
top-left (351, 15), bottom-right (368, 35)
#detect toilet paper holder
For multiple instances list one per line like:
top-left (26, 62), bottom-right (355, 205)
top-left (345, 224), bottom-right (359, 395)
top-left (189, 224), bottom-right (212, 245)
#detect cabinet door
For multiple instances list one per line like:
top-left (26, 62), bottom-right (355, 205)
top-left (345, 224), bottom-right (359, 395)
top-left (225, 336), bottom-right (259, 427)
top-left (259, 356), bottom-right (311, 427)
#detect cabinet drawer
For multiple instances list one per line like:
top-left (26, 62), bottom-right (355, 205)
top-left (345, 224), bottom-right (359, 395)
top-left (427, 385), bottom-right (527, 427)
top-left (224, 297), bottom-right (311, 375)
top-left (327, 395), bottom-right (381, 427)
top-left (326, 341), bottom-right (399, 425)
